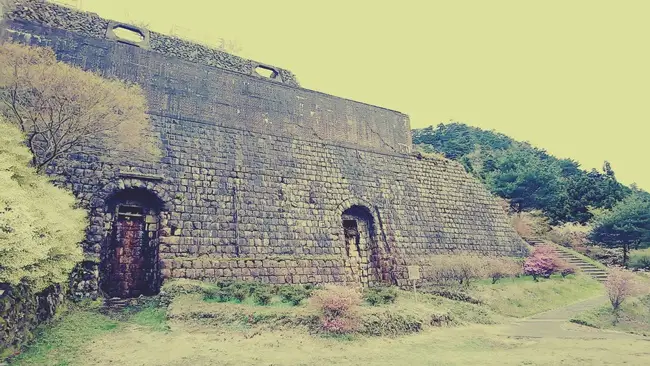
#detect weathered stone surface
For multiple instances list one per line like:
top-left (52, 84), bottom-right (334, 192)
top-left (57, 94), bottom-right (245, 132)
top-left (1, 0), bottom-right (529, 290)
top-left (0, 284), bottom-right (65, 357)
top-left (4, 0), bottom-right (300, 86)
top-left (4, 0), bottom-right (411, 155)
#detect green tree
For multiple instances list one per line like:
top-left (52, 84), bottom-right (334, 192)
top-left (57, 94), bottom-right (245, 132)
top-left (413, 122), bottom-right (633, 224)
top-left (588, 194), bottom-right (650, 264)
top-left (484, 147), bottom-right (566, 218)
top-left (0, 120), bottom-right (86, 292)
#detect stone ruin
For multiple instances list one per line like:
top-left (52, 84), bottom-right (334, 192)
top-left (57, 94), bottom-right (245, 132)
top-left (1, 0), bottom-right (527, 299)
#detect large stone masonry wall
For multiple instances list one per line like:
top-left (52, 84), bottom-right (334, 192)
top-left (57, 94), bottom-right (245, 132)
top-left (1, 2), bottom-right (528, 288)
top-left (4, 0), bottom-right (412, 155)
top-left (46, 116), bottom-right (527, 286)
top-left (4, 0), bottom-right (300, 87)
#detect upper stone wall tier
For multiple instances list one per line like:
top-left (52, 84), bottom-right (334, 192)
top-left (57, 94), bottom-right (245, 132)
top-left (5, 0), bottom-right (300, 86)
top-left (3, 0), bottom-right (412, 154)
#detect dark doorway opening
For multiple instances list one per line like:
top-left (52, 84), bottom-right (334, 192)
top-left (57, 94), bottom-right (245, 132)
top-left (101, 188), bottom-right (163, 298)
top-left (341, 205), bottom-right (379, 286)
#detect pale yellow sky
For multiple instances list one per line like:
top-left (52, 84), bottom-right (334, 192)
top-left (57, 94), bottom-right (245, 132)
top-left (53, 0), bottom-right (649, 190)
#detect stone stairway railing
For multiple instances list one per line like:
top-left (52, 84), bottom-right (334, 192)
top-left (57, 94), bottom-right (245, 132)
top-left (523, 237), bottom-right (608, 282)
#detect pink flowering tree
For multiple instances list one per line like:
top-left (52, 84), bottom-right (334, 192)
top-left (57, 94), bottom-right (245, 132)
top-left (605, 268), bottom-right (638, 311)
top-left (523, 244), bottom-right (563, 281)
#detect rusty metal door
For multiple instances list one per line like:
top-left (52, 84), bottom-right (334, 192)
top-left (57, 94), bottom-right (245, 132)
top-left (107, 206), bottom-right (147, 298)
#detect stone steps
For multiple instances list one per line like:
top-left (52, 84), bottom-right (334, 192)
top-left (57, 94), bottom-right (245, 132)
top-left (103, 297), bottom-right (131, 312)
top-left (523, 237), bottom-right (608, 282)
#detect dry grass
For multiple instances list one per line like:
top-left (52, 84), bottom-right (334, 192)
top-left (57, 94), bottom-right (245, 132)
top-left (17, 321), bottom-right (650, 366)
top-left (511, 210), bottom-right (550, 238)
top-left (11, 276), bottom-right (625, 366)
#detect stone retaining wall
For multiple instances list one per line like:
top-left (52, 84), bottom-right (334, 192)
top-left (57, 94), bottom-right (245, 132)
top-left (0, 284), bottom-right (64, 359)
top-left (1, 0), bottom-right (528, 293)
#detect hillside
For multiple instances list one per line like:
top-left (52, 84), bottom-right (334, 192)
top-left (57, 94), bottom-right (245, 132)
top-left (412, 123), bottom-right (634, 224)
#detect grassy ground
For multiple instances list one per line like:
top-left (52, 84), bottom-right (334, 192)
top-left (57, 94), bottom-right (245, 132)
top-left (571, 294), bottom-right (650, 336)
top-left (12, 317), bottom-right (650, 366)
top-left (475, 274), bottom-right (603, 317)
top-left (9, 300), bottom-right (169, 365)
top-left (169, 289), bottom-right (498, 336)
top-left (10, 275), bottom-right (633, 366)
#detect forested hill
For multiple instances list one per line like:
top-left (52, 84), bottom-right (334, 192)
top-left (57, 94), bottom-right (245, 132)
top-left (412, 123), bottom-right (636, 225)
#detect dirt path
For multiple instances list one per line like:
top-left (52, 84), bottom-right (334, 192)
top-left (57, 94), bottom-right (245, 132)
top-left (500, 295), bottom-right (648, 340)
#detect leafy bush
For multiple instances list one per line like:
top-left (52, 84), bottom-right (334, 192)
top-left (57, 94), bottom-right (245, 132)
top-left (253, 287), bottom-right (273, 306)
top-left (484, 257), bottom-right (523, 284)
top-left (199, 281), bottom-right (315, 305)
top-left (511, 210), bottom-right (551, 238)
top-left (231, 287), bottom-right (248, 302)
top-left (545, 223), bottom-right (591, 249)
top-left (560, 266), bottom-right (576, 278)
top-left (420, 287), bottom-right (483, 304)
top-left (200, 281), bottom-right (273, 303)
top-left (545, 230), bottom-right (573, 248)
top-left (583, 245), bottom-right (624, 266)
top-left (605, 268), bottom-right (640, 310)
top-left (523, 245), bottom-right (562, 281)
top-left (423, 254), bottom-right (523, 286)
top-left (629, 248), bottom-right (650, 270)
top-left (363, 286), bottom-right (398, 306)
top-left (424, 255), bottom-right (486, 287)
top-left (309, 285), bottom-right (362, 334)
top-left (278, 285), bottom-right (313, 306)
top-left (0, 121), bottom-right (86, 292)
top-left (361, 311), bottom-right (426, 336)
top-left (202, 286), bottom-right (230, 302)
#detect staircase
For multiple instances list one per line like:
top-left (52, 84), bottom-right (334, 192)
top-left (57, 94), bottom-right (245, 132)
top-left (524, 237), bottom-right (608, 282)
top-left (524, 237), bottom-right (546, 246)
top-left (103, 297), bottom-right (131, 312)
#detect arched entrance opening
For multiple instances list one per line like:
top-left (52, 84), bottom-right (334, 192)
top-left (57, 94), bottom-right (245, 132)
top-left (101, 188), bottom-right (163, 298)
top-left (341, 205), bottom-right (380, 287)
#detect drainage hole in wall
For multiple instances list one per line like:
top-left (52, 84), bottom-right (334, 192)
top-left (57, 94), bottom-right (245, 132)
top-left (113, 26), bottom-right (145, 43)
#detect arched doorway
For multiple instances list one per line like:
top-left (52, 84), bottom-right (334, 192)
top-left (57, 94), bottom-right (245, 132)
top-left (341, 205), bottom-right (380, 287)
top-left (101, 188), bottom-right (163, 298)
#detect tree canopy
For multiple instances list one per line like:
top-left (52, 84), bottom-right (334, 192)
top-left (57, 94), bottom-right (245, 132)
top-left (483, 146), bottom-right (566, 215)
top-left (0, 120), bottom-right (86, 292)
top-left (413, 122), bottom-right (632, 224)
top-left (0, 42), bottom-right (160, 172)
top-left (588, 193), bottom-right (650, 263)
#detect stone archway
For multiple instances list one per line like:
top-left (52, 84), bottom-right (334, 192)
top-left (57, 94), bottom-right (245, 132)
top-left (101, 188), bottom-right (164, 298)
top-left (341, 205), bottom-right (380, 287)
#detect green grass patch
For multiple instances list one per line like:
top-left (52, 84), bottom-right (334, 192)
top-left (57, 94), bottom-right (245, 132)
top-left (125, 305), bottom-right (171, 332)
top-left (475, 274), bottom-right (603, 317)
top-left (10, 276), bottom-right (613, 365)
top-left (571, 294), bottom-right (650, 336)
top-left (9, 309), bottom-right (118, 366)
top-left (10, 299), bottom-right (171, 365)
top-left (169, 286), bottom-right (498, 337)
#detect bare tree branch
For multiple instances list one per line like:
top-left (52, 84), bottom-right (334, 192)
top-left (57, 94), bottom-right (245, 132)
top-left (0, 42), bottom-right (161, 171)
